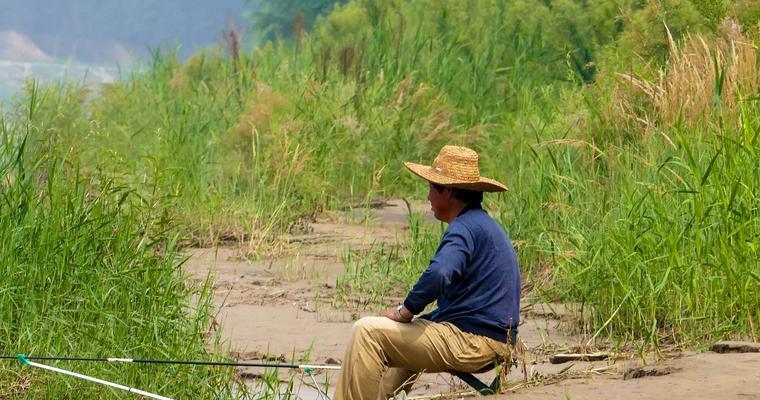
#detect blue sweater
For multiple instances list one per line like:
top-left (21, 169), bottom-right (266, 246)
top-left (403, 205), bottom-right (521, 343)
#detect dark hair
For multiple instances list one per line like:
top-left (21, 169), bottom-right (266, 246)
top-left (431, 183), bottom-right (483, 206)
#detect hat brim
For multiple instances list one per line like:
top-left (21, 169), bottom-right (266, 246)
top-left (404, 162), bottom-right (507, 192)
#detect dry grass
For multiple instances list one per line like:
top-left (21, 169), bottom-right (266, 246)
top-left (0, 371), bottom-right (36, 398)
top-left (613, 20), bottom-right (759, 134)
top-left (235, 82), bottom-right (289, 135)
top-left (536, 139), bottom-right (604, 159)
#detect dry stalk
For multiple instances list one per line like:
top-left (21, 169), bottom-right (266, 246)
top-left (407, 391), bottom-right (477, 400)
top-left (339, 45), bottom-right (355, 76)
top-left (0, 371), bottom-right (36, 397)
top-left (615, 20), bottom-right (759, 133)
top-left (222, 14), bottom-right (243, 101)
top-left (169, 69), bottom-right (185, 92)
top-left (536, 139), bottom-right (604, 159)
top-left (505, 364), bottom-right (615, 391)
top-left (234, 82), bottom-right (289, 139)
top-left (293, 11), bottom-right (305, 54)
top-left (222, 15), bottom-right (241, 65)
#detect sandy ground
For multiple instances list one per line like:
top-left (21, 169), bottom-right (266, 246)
top-left (183, 199), bottom-right (760, 399)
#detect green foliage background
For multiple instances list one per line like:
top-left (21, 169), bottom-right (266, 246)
top-left (1, 0), bottom-right (759, 396)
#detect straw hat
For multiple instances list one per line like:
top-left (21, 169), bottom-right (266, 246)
top-left (404, 145), bottom-right (507, 192)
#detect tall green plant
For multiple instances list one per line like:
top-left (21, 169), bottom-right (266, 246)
top-left (0, 91), bottom-right (238, 398)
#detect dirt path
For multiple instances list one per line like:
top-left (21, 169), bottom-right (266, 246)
top-left (183, 200), bottom-right (420, 364)
top-left (504, 351), bottom-right (760, 399)
top-left (183, 200), bottom-right (760, 399)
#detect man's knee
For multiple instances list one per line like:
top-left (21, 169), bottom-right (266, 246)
top-left (350, 316), bottom-right (395, 342)
top-left (352, 316), bottom-right (387, 333)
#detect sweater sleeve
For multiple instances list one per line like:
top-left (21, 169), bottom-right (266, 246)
top-left (403, 225), bottom-right (473, 315)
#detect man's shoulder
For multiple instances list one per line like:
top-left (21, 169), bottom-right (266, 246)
top-left (453, 208), bottom-right (509, 242)
top-left (454, 208), bottom-right (497, 229)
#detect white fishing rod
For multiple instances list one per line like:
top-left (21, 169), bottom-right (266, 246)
top-left (7, 354), bottom-right (341, 399)
top-left (15, 354), bottom-right (172, 399)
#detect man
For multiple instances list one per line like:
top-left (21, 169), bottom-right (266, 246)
top-left (335, 145), bottom-right (521, 400)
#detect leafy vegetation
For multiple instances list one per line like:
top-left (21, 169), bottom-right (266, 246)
top-left (0, 86), bottom-right (239, 397)
top-left (246, 0), bottom-right (348, 44)
top-left (1, 0), bottom-right (759, 396)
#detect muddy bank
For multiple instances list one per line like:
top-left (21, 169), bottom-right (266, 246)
top-left (502, 351), bottom-right (760, 400)
top-left (183, 200), bottom-right (760, 399)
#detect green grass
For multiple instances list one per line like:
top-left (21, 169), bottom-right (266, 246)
top-left (335, 210), bottom-right (440, 311)
top-left (1, 2), bottom-right (758, 396)
top-left (501, 111), bottom-right (759, 346)
top-left (0, 90), bottom-right (241, 398)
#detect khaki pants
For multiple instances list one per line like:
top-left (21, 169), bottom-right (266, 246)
top-left (334, 316), bottom-right (511, 400)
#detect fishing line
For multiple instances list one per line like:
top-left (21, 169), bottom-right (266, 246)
top-left (0, 354), bottom-right (341, 370)
top-left (303, 367), bottom-right (329, 400)
top-left (7, 354), bottom-right (340, 399)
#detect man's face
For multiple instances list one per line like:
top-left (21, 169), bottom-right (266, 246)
top-left (427, 182), bottom-right (453, 221)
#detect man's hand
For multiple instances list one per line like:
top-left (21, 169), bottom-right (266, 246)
top-left (384, 305), bottom-right (413, 323)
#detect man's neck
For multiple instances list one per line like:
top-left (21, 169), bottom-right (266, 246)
top-left (442, 201), bottom-right (467, 223)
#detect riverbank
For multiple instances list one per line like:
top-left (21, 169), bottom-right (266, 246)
top-left (183, 200), bottom-right (760, 398)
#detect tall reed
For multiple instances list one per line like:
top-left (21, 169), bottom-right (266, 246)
top-left (0, 90), bottom-right (238, 398)
top-left (5, 0), bottom-right (757, 357)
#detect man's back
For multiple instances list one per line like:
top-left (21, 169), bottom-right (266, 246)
top-left (336, 145), bottom-right (518, 400)
top-left (404, 205), bottom-right (521, 343)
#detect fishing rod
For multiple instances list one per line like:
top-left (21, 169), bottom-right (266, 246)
top-left (13, 354), bottom-right (172, 400)
top-left (0, 354), bottom-right (341, 370)
top-left (7, 354), bottom-right (339, 400)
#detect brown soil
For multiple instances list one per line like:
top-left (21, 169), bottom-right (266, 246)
top-left (183, 199), bottom-right (760, 399)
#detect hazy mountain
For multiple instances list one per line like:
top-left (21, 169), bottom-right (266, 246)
top-left (0, 30), bottom-right (52, 61)
top-left (0, 0), bottom-right (252, 101)
top-left (0, 0), bottom-right (249, 64)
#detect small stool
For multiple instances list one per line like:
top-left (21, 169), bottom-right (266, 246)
top-left (449, 355), bottom-right (517, 395)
